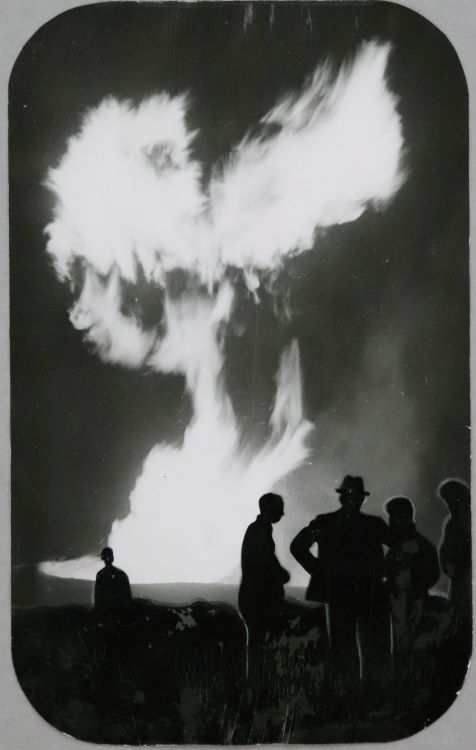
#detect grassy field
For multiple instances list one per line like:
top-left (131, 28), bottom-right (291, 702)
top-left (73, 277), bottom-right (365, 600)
top-left (11, 575), bottom-right (470, 743)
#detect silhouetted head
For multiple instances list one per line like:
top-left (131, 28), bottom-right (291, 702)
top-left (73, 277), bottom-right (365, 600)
top-left (100, 547), bottom-right (114, 566)
top-left (259, 493), bottom-right (285, 523)
top-left (336, 475), bottom-right (369, 517)
top-left (385, 496), bottom-right (415, 535)
top-left (437, 478), bottom-right (470, 517)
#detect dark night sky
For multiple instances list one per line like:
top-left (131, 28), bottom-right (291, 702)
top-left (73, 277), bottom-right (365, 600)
top-left (10, 2), bottom-right (469, 567)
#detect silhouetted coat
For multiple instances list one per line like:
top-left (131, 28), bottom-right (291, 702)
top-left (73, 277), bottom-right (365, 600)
top-left (385, 527), bottom-right (441, 678)
top-left (238, 515), bottom-right (288, 639)
top-left (439, 510), bottom-right (472, 690)
top-left (385, 526), bottom-right (440, 599)
top-left (95, 565), bottom-right (132, 612)
top-left (291, 509), bottom-right (391, 603)
top-left (439, 513), bottom-right (472, 625)
top-left (291, 509), bottom-right (391, 691)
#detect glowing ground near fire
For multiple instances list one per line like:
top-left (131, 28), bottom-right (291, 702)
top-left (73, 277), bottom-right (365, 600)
top-left (39, 41), bottom-right (406, 584)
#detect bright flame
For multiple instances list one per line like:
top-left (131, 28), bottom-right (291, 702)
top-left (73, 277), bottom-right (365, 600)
top-left (40, 319), bottom-right (312, 583)
top-left (39, 41), bottom-right (406, 582)
top-left (70, 266), bottom-right (156, 367)
top-left (45, 95), bottom-right (205, 283)
top-left (210, 42), bottom-right (404, 270)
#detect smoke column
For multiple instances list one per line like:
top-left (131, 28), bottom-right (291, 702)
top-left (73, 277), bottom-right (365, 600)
top-left (39, 41), bottom-right (406, 583)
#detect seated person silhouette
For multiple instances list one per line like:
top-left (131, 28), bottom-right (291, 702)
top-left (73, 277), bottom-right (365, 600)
top-left (94, 547), bottom-right (132, 614)
top-left (238, 493), bottom-right (290, 647)
top-left (384, 497), bottom-right (440, 660)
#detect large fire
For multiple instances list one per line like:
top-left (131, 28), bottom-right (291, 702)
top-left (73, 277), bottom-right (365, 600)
top-left (39, 42), bottom-right (405, 583)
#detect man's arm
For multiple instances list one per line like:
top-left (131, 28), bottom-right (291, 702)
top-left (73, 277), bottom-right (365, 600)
top-left (241, 525), bottom-right (264, 575)
top-left (120, 571), bottom-right (132, 600)
top-left (375, 517), bottom-right (392, 547)
top-left (242, 524), bottom-right (289, 583)
top-left (419, 538), bottom-right (440, 591)
top-left (439, 519), bottom-right (456, 577)
top-left (290, 525), bottom-right (319, 575)
top-left (94, 572), bottom-right (103, 608)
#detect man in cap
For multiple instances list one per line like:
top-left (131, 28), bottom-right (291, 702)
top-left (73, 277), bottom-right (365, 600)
top-left (290, 475), bottom-right (391, 696)
top-left (94, 547), bottom-right (132, 614)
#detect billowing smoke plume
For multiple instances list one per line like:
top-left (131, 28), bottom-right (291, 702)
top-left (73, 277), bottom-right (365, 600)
top-left (39, 41), bottom-right (406, 582)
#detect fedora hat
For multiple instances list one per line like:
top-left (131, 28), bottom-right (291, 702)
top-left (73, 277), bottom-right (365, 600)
top-left (336, 475), bottom-right (370, 496)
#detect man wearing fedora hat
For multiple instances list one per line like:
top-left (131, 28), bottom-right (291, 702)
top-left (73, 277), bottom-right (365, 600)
top-left (291, 475), bottom-right (391, 696)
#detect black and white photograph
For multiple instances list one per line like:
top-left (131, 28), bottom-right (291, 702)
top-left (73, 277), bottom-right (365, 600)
top-left (8, 1), bottom-right (471, 744)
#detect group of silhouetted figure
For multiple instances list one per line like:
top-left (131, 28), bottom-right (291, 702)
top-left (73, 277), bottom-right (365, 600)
top-left (94, 474), bottom-right (471, 704)
top-left (238, 474), bottom-right (471, 702)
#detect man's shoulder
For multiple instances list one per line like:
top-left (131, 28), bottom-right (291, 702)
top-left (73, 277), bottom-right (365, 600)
top-left (243, 518), bottom-right (268, 539)
top-left (113, 566), bottom-right (129, 579)
top-left (309, 511), bottom-right (339, 528)
top-left (245, 518), bottom-right (260, 532)
top-left (356, 513), bottom-right (389, 540)
top-left (97, 565), bottom-right (127, 578)
top-left (361, 512), bottom-right (387, 526)
top-left (441, 516), bottom-right (455, 535)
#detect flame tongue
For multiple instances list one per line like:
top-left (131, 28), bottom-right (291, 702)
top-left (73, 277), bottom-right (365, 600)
top-left (70, 266), bottom-right (156, 367)
top-left (210, 42), bottom-right (404, 272)
top-left (270, 340), bottom-right (305, 436)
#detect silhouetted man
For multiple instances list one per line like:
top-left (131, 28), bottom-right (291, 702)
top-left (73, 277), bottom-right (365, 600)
top-left (95, 547), bottom-right (132, 613)
top-left (291, 475), bottom-right (391, 696)
top-left (434, 478), bottom-right (472, 707)
top-left (437, 478), bottom-right (471, 629)
top-left (239, 493), bottom-right (290, 646)
top-left (384, 496), bottom-right (440, 664)
top-left (93, 548), bottom-right (132, 708)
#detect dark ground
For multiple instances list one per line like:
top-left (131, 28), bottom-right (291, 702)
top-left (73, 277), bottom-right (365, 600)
top-left (12, 590), bottom-right (470, 744)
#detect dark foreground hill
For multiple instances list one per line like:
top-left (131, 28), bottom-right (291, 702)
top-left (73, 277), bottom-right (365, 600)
top-left (13, 597), bottom-right (248, 743)
top-left (12, 594), bottom-right (469, 744)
